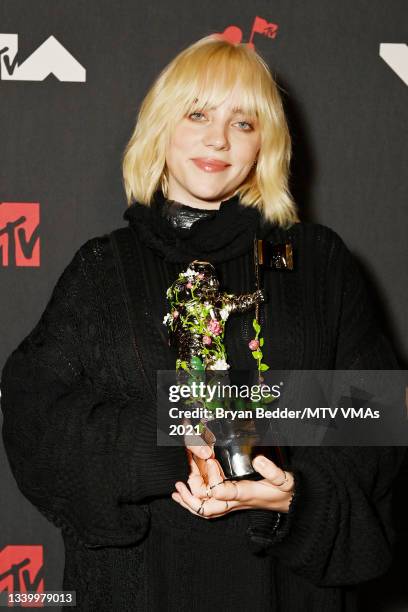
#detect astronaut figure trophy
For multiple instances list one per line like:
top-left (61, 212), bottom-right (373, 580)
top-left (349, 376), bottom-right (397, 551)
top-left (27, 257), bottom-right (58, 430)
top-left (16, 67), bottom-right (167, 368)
top-left (163, 260), bottom-right (266, 479)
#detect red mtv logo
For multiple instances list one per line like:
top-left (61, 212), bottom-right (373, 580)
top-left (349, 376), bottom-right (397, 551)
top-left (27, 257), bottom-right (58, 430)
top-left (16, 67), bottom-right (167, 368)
top-left (216, 15), bottom-right (279, 49)
top-left (0, 203), bottom-right (40, 267)
top-left (0, 545), bottom-right (44, 607)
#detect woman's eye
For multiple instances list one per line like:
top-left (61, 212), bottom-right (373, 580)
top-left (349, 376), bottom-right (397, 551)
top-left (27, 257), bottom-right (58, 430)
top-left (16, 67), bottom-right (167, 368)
top-left (187, 113), bottom-right (254, 131)
top-left (188, 112), bottom-right (206, 121)
top-left (236, 121), bottom-right (253, 131)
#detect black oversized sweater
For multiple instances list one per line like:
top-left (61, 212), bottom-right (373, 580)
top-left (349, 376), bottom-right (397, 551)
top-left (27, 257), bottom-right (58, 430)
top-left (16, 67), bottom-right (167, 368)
top-left (1, 189), bottom-right (405, 611)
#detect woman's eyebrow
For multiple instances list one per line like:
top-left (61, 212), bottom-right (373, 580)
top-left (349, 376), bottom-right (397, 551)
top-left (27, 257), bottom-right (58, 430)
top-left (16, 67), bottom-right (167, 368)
top-left (205, 105), bottom-right (249, 115)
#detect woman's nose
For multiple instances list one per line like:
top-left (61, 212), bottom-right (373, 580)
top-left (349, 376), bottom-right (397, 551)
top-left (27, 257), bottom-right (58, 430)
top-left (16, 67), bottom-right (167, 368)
top-left (203, 122), bottom-right (229, 149)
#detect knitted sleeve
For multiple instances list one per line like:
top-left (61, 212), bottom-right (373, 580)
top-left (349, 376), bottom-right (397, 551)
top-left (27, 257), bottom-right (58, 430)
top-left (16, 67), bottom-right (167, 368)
top-left (250, 229), bottom-right (405, 586)
top-left (0, 238), bottom-right (188, 550)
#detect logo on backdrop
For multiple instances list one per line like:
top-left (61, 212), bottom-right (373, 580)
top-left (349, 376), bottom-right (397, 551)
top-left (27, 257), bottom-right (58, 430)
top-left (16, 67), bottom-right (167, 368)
top-left (218, 15), bottom-right (279, 49)
top-left (0, 34), bottom-right (86, 82)
top-left (380, 43), bottom-right (408, 86)
top-left (0, 203), bottom-right (40, 267)
top-left (0, 545), bottom-right (44, 605)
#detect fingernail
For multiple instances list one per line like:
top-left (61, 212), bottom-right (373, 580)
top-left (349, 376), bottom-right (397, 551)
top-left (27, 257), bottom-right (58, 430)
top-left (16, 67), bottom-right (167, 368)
top-left (254, 456), bottom-right (267, 467)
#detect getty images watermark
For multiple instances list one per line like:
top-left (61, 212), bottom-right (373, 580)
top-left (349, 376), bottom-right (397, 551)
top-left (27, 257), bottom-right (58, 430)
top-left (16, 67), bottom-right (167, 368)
top-left (156, 370), bottom-right (408, 446)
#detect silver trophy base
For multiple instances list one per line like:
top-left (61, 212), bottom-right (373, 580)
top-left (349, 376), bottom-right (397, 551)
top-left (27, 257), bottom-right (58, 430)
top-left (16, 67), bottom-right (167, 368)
top-left (215, 444), bottom-right (262, 480)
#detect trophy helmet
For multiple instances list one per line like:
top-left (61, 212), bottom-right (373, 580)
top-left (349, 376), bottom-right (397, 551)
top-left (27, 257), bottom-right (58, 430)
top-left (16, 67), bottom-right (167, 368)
top-left (189, 260), bottom-right (219, 292)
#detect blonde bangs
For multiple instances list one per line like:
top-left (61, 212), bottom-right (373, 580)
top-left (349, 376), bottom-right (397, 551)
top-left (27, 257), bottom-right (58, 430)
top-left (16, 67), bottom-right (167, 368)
top-left (122, 34), bottom-right (299, 227)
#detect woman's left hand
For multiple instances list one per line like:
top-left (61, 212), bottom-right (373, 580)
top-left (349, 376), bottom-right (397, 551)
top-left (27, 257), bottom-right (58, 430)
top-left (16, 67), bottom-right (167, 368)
top-left (172, 450), bottom-right (295, 519)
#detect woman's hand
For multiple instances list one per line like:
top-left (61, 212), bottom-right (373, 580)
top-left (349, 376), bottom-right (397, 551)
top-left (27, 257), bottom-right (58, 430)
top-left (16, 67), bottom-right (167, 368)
top-left (172, 443), bottom-right (295, 519)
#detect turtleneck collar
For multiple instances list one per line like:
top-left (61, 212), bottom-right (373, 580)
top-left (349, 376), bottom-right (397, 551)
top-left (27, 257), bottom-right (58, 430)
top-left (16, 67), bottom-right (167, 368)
top-left (123, 189), bottom-right (269, 264)
top-left (160, 198), bottom-right (215, 230)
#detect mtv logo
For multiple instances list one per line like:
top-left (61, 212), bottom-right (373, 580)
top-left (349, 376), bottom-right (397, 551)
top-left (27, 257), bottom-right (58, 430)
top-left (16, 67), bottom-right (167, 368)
top-left (0, 545), bottom-right (44, 607)
top-left (380, 43), bottom-right (408, 86)
top-left (0, 34), bottom-right (86, 82)
top-left (0, 202), bottom-right (40, 267)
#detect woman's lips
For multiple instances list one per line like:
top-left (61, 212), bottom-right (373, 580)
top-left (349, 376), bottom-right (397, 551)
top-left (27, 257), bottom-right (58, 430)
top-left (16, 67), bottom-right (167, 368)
top-left (191, 158), bottom-right (231, 172)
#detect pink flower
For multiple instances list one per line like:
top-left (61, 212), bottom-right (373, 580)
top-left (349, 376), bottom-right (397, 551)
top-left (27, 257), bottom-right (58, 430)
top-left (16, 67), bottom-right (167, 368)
top-left (249, 339), bottom-right (260, 351)
top-left (186, 282), bottom-right (193, 289)
top-left (198, 273), bottom-right (205, 280)
top-left (202, 335), bottom-right (212, 346)
top-left (207, 319), bottom-right (222, 335)
top-left (172, 310), bottom-right (179, 319)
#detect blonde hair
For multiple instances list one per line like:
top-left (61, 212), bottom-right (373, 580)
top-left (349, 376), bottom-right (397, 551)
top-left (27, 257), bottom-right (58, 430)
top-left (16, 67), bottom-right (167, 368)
top-left (122, 34), bottom-right (299, 227)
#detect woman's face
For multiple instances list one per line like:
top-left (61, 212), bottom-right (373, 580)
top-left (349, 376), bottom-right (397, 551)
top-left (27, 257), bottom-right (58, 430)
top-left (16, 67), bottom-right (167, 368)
top-left (165, 88), bottom-right (261, 209)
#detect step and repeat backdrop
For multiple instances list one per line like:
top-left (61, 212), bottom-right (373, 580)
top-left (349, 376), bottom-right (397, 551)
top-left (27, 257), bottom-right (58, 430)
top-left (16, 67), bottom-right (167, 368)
top-left (0, 1), bottom-right (407, 609)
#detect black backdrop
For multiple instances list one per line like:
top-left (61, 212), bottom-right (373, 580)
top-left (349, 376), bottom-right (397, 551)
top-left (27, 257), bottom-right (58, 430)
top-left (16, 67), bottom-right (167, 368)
top-left (1, 2), bottom-right (407, 609)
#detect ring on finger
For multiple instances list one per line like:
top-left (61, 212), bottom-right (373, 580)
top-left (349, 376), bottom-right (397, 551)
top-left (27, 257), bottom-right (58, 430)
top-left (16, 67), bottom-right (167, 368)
top-left (197, 499), bottom-right (207, 516)
top-left (209, 479), bottom-right (225, 491)
top-left (225, 500), bottom-right (229, 511)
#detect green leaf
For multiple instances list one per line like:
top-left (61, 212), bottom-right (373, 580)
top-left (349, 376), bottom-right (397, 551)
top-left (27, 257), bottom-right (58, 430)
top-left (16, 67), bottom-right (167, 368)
top-left (190, 356), bottom-right (204, 370)
top-left (259, 337), bottom-right (264, 347)
top-left (259, 363), bottom-right (270, 371)
top-left (261, 393), bottom-right (276, 403)
top-left (252, 319), bottom-right (261, 334)
top-left (180, 361), bottom-right (191, 373)
top-left (251, 350), bottom-right (262, 359)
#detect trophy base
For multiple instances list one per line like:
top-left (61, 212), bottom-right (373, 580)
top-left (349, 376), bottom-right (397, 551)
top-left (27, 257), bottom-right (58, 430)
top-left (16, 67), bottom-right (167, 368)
top-left (214, 445), bottom-right (285, 481)
top-left (227, 471), bottom-right (263, 482)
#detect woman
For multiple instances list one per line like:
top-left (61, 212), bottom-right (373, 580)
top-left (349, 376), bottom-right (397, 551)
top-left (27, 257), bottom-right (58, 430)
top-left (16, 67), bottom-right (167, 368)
top-left (1, 34), bottom-right (404, 611)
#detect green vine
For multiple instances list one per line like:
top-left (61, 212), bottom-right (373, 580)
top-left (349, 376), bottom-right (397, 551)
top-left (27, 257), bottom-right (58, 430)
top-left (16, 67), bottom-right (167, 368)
top-left (251, 318), bottom-right (270, 372)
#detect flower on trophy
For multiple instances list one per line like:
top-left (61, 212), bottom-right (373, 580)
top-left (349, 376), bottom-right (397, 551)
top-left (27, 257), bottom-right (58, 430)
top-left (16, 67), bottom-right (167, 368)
top-left (219, 307), bottom-right (229, 321)
top-left (181, 268), bottom-right (199, 281)
top-left (248, 339), bottom-right (260, 351)
top-left (207, 319), bottom-right (222, 335)
top-left (208, 358), bottom-right (230, 371)
top-left (166, 263), bottom-right (268, 379)
top-left (163, 313), bottom-right (172, 326)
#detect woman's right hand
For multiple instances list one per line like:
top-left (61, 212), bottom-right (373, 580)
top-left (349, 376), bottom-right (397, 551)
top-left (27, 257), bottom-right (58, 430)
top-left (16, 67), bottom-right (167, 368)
top-left (184, 441), bottom-right (215, 490)
top-left (182, 417), bottom-right (215, 479)
top-left (182, 419), bottom-right (217, 492)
